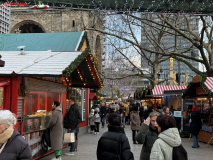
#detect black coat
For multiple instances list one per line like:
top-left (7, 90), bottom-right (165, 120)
top-left (100, 106), bottom-right (107, 117)
top-left (139, 106), bottom-right (144, 117)
top-left (97, 125), bottom-right (134, 160)
top-left (0, 130), bottom-right (32, 160)
top-left (143, 108), bottom-right (153, 120)
top-left (186, 111), bottom-right (202, 135)
top-left (64, 103), bottom-right (82, 130)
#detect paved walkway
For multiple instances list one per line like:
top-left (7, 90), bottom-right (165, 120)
top-left (40, 125), bottom-right (213, 160)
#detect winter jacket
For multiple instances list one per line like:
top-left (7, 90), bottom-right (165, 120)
top-left (124, 104), bottom-right (129, 117)
top-left (97, 125), bottom-right (134, 160)
top-left (94, 113), bottom-right (101, 123)
top-left (0, 130), bottom-right (32, 160)
top-left (92, 104), bottom-right (100, 111)
top-left (135, 123), bottom-right (159, 160)
top-left (130, 111), bottom-right (140, 131)
top-left (186, 111), bottom-right (202, 135)
top-left (120, 105), bottom-right (126, 115)
top-left (89, 113), bottom-right (95, 126)
top-left (47, 106), bottom-right (63, 150)
top-left (64, 103), bottom-right (82, 130)
top-left (100, 106), bottom-right (107, 118)
top-left (150, 128), bottom-right (181, 160)
top-left (143, 108), bottom-right (153, 120)
top-left (139, 106), bottom-right (144, 118)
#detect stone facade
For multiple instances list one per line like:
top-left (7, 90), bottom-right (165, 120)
top-left (10, 9), bottom-right (104, 71)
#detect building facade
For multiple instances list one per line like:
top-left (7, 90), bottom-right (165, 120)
top-left (0, 4), bottom-right (11, 33)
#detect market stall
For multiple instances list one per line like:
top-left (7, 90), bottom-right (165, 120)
top-left (0, 31), bottom-right (103, 159)
top-left (183, 75), bottom-right (213, 144)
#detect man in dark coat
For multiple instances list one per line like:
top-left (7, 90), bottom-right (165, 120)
top-left (64, 98), bottom-right (82, 156)
top-left (100, 103), bottom-right (107, 128)
top-left (186, 106), bottom-right (202, 148)
top-left (97, 112), bottom-right (134, 160)
top-left (135, 111), bottom-right (160, 160)
top-left (47, 101), bottom-right (63, 160)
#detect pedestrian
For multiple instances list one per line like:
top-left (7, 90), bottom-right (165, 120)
top-left (75, 124), bottom-right (79, 152)
top-left (64, 98), bottom-right (82, 156)
top-left (120, 102), bottom-right (127, 128)
top-left (135, 111), bottom-right (160, 160)
top-left (163, 106), bottom-right (173, 116)
top-left (124, 102), bottom-right (129, 125)
top-left (186, 106), bottom-right (202, 148)
top-left (100, 102), bottom-right (107, 128)
top-left (92, 101), bottom-right (100, 110)
top-left (150, 114), bottom-right (182, 160)
top-left (143, 106), bottom-right (153, 120)
top-left (94, 108), bottom-right (101, 135)
top-left (97, 112), bottom-right (134, 160)
top-left (116, 104), bottom-right (121, 115)
top-left (88, 109), bottom-right (95, 133)
top-left (0, 110), bottom-right (32, 160)
top-left (136, 102), bottom-right (144, 124)
top-left (130, 104), bottom-right (140, 144)
top-left (47, 101), bottom-right (63, 160)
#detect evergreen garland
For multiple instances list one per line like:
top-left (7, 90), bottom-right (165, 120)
top-left (62, 48), bottom-right (103, 86)
top-left (77, 31), bottom-right (90, 51)
top-left (182, 75), bottom-right (213, 97)
top-left (134, 85), bottom-right (154, 99)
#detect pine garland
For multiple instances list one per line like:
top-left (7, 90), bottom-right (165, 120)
top-left (134, 85), bottom-right (154, 99)
top-left (62, 48), bottom-right (103, 86)
top-left (77, 31), bottom-right (90, 51)
top-left (182, 75), bottom-right (213, 97)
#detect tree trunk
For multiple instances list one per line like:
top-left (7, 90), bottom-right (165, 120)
top-left (152, 64), bottom-right (158, 85)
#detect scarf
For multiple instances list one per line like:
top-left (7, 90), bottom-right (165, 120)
top-left (0, 126), bottom-right (14, 146)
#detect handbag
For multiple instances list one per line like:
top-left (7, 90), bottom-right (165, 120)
top-left (189, 114), bottom-right (192, 124)
top-left (0, 140), bottom-right (8, 154)
top-left (64, 132), bottom-right (75, 143)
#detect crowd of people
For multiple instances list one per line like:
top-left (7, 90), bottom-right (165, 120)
top-left (0, 99), bottom-right (202, 160)
top-left (95, 101), bottom-right (190, 160)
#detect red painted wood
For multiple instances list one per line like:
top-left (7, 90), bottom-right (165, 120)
top-left (62, 93), bottom-right (67, 124)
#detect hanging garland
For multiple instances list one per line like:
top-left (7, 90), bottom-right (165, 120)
top-left (18, 84), bottom-right (29, 97)
top-left (134, 85), bottom-right (154, 99)
top-left (77, 31), bottom-right (90, 51)
top-left (182, 75), bottom-right (213, 98)
top-left (62, 48), bottom-right (103, 86)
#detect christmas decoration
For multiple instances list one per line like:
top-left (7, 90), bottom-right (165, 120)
top-left (18, 84), bottom-right (29, 97)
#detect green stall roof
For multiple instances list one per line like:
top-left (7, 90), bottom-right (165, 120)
top-left (0, 32), bottom-right (84, 51)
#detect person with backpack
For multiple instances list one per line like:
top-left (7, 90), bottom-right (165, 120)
top-left (135, 111), bottom-right (160, 160)
top-left (150, 114), bottom-right (187, 160)
top-left (47, 101), bottom-right (63, 160)
top-left (97, 112), bottom-right (134, 160)
top-left (186, 106), bottom-right (202, 148)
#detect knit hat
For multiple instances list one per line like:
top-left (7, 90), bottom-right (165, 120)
top-left (192, 106), bottom-right (197, 112)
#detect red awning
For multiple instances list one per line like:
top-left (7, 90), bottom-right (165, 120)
top-left (0, 81), bottom-right (10, 87)
top-left (152, 85), bottom-right (187, 95)
top-left (89, 93), bottom-right (98, 100)
top-left (204, 77), bottom-right (213, 92)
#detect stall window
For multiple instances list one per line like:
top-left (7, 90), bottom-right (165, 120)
top-left (68, 88), bottom-right (85, 121)
top-left (25, 92), bottom-right (60, 115)
top-left (0, 87), bottom-right (3, 110)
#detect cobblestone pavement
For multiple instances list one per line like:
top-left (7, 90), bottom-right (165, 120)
top-left (40, 125), bottom-right (213, 160)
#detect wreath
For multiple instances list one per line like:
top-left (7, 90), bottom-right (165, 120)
top-left (18, 84), bottom-right (29, 97)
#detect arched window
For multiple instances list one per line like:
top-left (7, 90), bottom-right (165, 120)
top-left (72, 20), bottom-right (75, 27)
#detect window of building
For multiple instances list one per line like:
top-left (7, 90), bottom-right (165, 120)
top-left (72, 20), bottom-right (75, 27)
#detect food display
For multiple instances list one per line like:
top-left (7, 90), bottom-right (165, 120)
top-left (27, 110), bottom-right (52, 117)
top-left (24, 110), bottom-right (52, 133)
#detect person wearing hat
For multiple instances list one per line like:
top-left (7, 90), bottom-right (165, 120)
top-left (186, 106), bottom-right (202, 148)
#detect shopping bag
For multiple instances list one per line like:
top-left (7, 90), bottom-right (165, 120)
top-left (64, 132), bottom-right (75, 143)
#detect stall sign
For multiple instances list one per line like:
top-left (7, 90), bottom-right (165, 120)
top-left (1, 2), bottom-right (28, 7)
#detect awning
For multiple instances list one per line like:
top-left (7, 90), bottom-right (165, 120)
top-left (204, 77), bottom-right (213, 92)
top-left (89, 93), bottom-right (98, 100)
top-left (153, 85), bottom-right (187, 95)
top-left (0, 81), bottom-right (10, 87)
